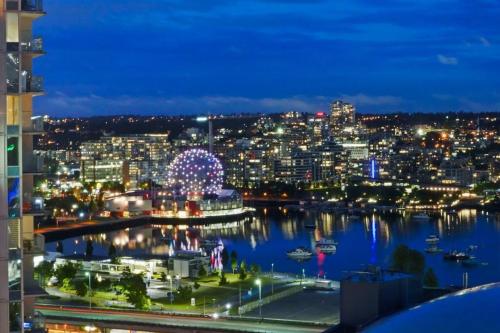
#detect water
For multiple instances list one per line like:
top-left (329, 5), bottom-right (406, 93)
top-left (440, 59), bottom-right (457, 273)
top-left (46, 208), bottom-right (500, 287)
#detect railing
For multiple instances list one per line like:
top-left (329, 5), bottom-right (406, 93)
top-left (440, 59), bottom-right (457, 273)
top-left (6, 0), bottom-right (44, 12)
top-left (7, 37), bottom-right (44, 53)
top-left (24, 116), bottom-right (45, 134)
top-left (23, 196), bottom-right (45, 215)
top-left (21, 37), bottom-right (44, 53)
top-left (23, 236), bottom-right (44, 254)
top-left (7, 74), bottom-right (44, 94)
top-left (23, 155), bottom-right (44, 174)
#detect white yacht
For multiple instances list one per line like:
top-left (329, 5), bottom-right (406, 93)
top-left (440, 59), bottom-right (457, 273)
top-left (316, 244), bottom-right (337, 254)
top-left (425, 235), bottom-right (440, 245)
top-left (316, 238), bottom-right (338, 246)
top-left (287, 247), bottom-right (313, 259)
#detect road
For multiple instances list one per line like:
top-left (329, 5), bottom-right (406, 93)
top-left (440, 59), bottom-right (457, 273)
top-left (37, 305), bottom-right (329, 333)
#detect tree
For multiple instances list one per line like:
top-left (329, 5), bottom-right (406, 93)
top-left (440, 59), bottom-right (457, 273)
top-left (177, 285), bottom-right (193, 302)
top-left (231, 257), bottom-right (238, 274)
top-left (239, 268), bottom-right (247, 281)
top-left (423, 268), bottom-right (439, 287)
top-left (391, 245), bottom-right (425, 276)
top-left (85, 240), bottom-right (94, 257)
top-left (54, 261), bottom-right (80, 284)
top-left (118, 272), bottom-right (150, 310)
top-left (193, 281), bottom-right (200, 290)
top-left (198, 265), bottom-right (207, 278)
top-left (34, 261), bottom-right (54, 287)
top-left (221, 248), bottom-right (229, 266)
top-left (240, 260), bottom-right (246, 272)
top-left (230, 250), bottom-right (238, 262)
top-left (108, 243), bottom-right (117, 258)
top-left (160, 272), bottom-right (167, 282)
top-left (56, 241), bottom-right (64, 253)
top-left (74, 279), bottom-right (88, 297)
top-left (219, 271), bottom-right (228, 286)
top-left (250, 263), bottom-right (261, 275)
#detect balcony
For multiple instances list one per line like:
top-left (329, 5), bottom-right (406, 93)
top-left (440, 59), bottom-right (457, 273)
top-left (23, 197), bottom-right (45, 216)
top-left (23, 155), bottom-right (44, 175)
top-left (23, 236), bottom-right (44, 255)
top-left (23, 116), bottom-right (45, 135)
top-left (7, 74), bottom-right (44, 95)
top-left (7, 0), bottom-right (45, 16)
top-left (7, 37), bottom-right (45, 57)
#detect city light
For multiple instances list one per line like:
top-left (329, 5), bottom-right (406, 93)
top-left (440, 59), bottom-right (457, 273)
top-left (167, 149), bottom-right (224, 197)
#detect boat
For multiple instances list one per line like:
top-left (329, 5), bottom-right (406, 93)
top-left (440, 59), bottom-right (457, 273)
top-left (316, 238), bottom-right (338, 246)
top-left (201, 239), bottom-right (219, 248)
top-left (425, 235), bottom-right (440, 245)
top-left (316, 244), bottom-right (337, 254)
top-left (412, 213), bottom-right (431, 221)
top-left (348, 215), bottom-right (361, 221)
top-left (461, 257), bottom-right (481, 267)
top-left (287, 247), bottom-right (313, 259)
top-left (425, 246), bottom-right (443, 254)
top-left (443, 250), bottom-right (470, 261)
top-left (305, 223), bottom-right (316, 229)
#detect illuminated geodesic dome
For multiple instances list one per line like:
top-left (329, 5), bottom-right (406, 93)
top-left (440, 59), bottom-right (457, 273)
top-left (167, 149), bottom-right (224, 197)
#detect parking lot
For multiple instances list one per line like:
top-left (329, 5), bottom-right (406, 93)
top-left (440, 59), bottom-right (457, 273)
top-left (246, 289), bottom-right (340, 324)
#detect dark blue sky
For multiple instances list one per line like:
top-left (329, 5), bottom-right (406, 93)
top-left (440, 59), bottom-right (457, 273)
top-left (34, 0), bottom-right (500, 116)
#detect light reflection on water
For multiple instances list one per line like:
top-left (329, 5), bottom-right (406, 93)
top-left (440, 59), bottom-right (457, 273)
top-left (47, 209), bottom-right (500, 287)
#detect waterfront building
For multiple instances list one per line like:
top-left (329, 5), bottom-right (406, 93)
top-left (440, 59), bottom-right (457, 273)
top-left (80, 134), bottom-right (173, 188)
top-left (1, 0), bottom-right (46, 331)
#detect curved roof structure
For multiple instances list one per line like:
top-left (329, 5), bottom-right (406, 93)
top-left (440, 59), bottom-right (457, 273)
top-left (363, 283), bottom-right (500, 333)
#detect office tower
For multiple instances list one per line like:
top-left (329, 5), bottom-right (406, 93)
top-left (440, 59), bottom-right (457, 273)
top-left (329, 100), bottom-right (356, 136)
top-left (1, 0), bottom-right (45, 331)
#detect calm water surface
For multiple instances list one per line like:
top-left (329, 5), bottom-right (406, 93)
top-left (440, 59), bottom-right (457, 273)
top-left (46, 208), bottom-right (500, 287)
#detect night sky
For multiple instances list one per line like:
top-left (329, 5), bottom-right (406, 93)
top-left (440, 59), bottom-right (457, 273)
top-left (34, 0), bottom-right (500, 117)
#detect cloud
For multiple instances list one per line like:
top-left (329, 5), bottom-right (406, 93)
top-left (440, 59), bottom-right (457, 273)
top-left (437, 54), bottom-right (458, 65)
top-left (479, 36), bottom-right (491, 47)
top-left (38, 92), bottom-right (404, 117)
top-left (339, 94), bottom-right (403, 106)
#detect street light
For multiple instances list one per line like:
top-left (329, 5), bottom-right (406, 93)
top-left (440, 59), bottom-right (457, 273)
top-left (271, 263), bottom-right (274, 295)
top-left (225, 303), bottom-right (231, 312)
top-left (301, 268), bottom-right (305, 286)
top-left (167, 275), bottom-right (173, 304)
top-left (85, 271), bottom-right (92, 309)
top-left (255, 279), bottom-right (262, 319)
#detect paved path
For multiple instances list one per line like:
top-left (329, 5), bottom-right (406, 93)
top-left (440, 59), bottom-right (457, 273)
top-left (37, 305), bottom-right (329, 333)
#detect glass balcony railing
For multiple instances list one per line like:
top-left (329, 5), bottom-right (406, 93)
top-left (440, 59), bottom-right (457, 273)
top-left (23, 236), bottom-right (44, 254)
top-left (23, 155), bottom-right (44, 174)
top-left (6, 0), bottom-right (44, 12)
top-left (24, 116), bottom-right (45, 134)
top-left (7, 37), bottom-right (44, 54)
top-left (7, 74), bottom-right (44, 94)
top-left (23, 196), bottom-right (45, 215)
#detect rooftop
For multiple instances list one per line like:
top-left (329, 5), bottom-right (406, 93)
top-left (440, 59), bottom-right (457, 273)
top-left (363, 282), bottom-right (500, 333)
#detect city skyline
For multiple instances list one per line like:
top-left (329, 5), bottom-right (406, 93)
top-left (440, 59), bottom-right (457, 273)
top-left (34, 0), bottom-right (500, 116)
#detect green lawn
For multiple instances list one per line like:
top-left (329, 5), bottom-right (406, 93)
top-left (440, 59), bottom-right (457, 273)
top-left (53, 273), bottom-right (285, 313)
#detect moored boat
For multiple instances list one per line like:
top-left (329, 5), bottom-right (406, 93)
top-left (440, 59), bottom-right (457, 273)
top-left (316, 238), bottom-right (338, 246)
top-left (443, 250), bottom-right (470, 261)
top-left (316, 244), bottom-right (336, 254)
top-left (287, 247), bottom-right (313, 259)
top-left (425, 235), bottom-right (440, 245)
top-left (412, 213), bottom-right (431, 221)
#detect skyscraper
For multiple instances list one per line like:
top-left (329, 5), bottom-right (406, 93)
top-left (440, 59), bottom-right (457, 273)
top-left (1, 1), bottom-right (45, 331)
top-left (329, 100), bottom-right (356, 136)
